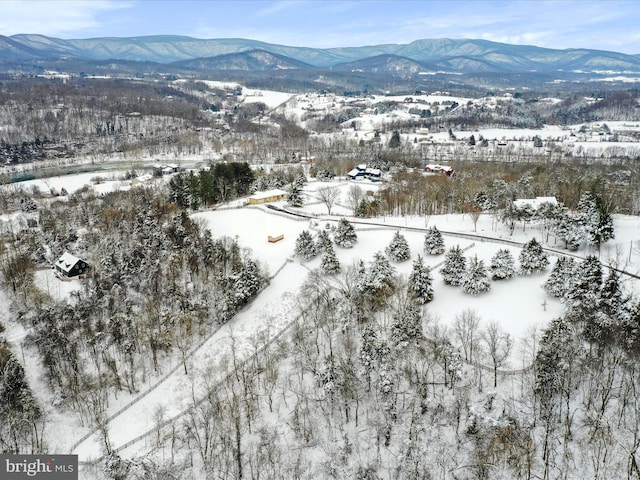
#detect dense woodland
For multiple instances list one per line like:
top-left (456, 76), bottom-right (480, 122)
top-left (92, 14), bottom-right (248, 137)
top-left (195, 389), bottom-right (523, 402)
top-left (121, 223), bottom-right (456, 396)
top-left (1, 75), bottom-right (640, 478)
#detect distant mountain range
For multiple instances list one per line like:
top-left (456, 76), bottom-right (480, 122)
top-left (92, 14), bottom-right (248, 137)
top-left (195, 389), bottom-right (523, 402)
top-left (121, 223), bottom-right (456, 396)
top-left (2, 34), bottom-right (640, 76)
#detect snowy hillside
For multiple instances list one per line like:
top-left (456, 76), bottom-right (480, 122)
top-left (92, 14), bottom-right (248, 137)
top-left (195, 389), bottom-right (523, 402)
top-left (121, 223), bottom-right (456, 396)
top-left (2, 170), bottom-right (640, 479)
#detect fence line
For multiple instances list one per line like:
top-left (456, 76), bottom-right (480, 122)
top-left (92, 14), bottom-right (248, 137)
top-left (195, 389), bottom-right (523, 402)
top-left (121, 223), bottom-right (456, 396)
top-left (79, 287), bottom-right (317, 467)
top-left (77, 208), bottom-right (639, 464)
top-left (69, 262), bottom-right (282, 455)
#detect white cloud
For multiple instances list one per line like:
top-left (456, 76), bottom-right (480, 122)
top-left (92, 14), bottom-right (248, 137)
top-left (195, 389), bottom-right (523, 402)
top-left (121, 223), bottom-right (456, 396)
top-left (0, 0), bottom-right (131, 37)
top-left (255, 0), bottom-right (308, 17)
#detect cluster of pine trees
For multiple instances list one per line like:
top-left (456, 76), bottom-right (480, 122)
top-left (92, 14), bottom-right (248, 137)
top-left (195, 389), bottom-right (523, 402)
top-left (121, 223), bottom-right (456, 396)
top-left (169, 162), bottom-right (254, 209)
top-left (441, 238), bottom-right (548, 295)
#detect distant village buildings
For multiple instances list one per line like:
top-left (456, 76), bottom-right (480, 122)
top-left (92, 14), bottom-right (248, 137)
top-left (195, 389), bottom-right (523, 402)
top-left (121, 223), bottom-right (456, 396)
top-left (423, 164), bottom-right (455, 177)
top-left (152, 163), bottom-right (180, 176)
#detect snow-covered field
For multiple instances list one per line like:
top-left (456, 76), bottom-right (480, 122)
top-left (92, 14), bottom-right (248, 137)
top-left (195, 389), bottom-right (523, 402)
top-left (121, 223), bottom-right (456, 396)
top-left (195, 206), bottom-right (564, 339)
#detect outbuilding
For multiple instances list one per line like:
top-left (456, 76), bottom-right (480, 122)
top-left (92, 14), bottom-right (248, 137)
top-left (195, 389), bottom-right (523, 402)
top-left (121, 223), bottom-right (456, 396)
top-left (248, 189), bottom-right (288, 205)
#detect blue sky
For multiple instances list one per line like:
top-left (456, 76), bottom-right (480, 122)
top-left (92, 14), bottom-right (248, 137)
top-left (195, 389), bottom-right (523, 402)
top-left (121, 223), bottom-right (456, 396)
top-left (1, 0), bottom-right (639, 54)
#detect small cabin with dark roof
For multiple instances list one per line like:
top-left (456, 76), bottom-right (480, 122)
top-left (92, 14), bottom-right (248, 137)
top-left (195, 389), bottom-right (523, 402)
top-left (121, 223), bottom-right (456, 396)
top-left (55, 252), bottom-right (90, 279)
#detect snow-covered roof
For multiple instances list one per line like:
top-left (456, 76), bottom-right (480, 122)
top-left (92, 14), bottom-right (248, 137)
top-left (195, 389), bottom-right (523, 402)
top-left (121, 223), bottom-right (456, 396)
top-left (55, 252), bottom-right (82, 273)
top-left (514, 196), bottom-right (558, 210)
top-left (132, 173), bottom-right (153, 184)
top-left (347, 163), bottom-right (381, 178)
top-left (425, 164), bottom-right (453, 172)
top-left (249, 189), bottom-right (288, 200)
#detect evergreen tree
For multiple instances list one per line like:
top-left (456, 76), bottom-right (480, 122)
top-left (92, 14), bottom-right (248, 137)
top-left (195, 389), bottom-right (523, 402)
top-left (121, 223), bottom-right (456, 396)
top-left (407, 255), bottom-right (434, 304)
top-left (440, 245), bottom-right (467, 286)
top-left (294, 230), bottom-right (317, 260)
top-left (474, 191), bottom-right (495, 212)
top-left (366, 251), bottom-right (397, 300)
top-left (462, 255), bottom-right (491, 295)
top-left (354, 259), bottom-right (370, 296)
top-left (578, 192), bottom-right (615, 249)
top-left (385, 231), bottom-right (411, 262)
top-left (566, 256), bottom-right (602, 332)
top-left (519, 238), bottom-right (549, 275)
top-left (592, 269), bottom-right (629, 347)
top-left (543, 257), bottom-right (576, 298)
top-left (390, 300), bottom-right (423, 346)
top-left (489, 248), bottom-right (515, 280)
top-left (320, 242), bottom-right (341, 275)
top-left (233, 259), bottom-right (262, 307)
top-left (168, 173), bottom-right (192, 209)
top-left (424, 226), bottom-right (445, 255)
top-left (354, 198), bottom-right (368, 218)
top-left (0, 340), bottom-right (42, 451)
top-left (534, 318), bottom-right (581, 420)
top-left (316, 229), bottom-right (332, 253)
top-left (595, 209), bottom-right (615, 247)
top-left (388, 130), bottom-right (401, 148)
top-left (566, 256), bottom-right (602, 306)
top-left (355, 197), bottom-right (381, 218)
top-left (294, 172), bottom-right (307, 188)
top-left (553, 212), bottom-right (583, 251)
top-left (598, 269), bottom-right (627, 320)
top-left (287, 181), bottom-right (304, 207)
top-left (334, 218), bottom-right (358, 248)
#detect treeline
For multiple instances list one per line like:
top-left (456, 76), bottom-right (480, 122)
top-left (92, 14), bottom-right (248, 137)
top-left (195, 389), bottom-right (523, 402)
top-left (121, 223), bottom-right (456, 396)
top-left (424, 100), bottom-right (545, 130)
top-left (359, 162), bottom-right (637, 219)
top-left (0, 77), bottom-right (232, 164)
top-left (534, 255), bottom-right (640, 479)
top-left (0, 138), bottom-right (59, 164)
top-left (169, 162), bottom-right (254, 208)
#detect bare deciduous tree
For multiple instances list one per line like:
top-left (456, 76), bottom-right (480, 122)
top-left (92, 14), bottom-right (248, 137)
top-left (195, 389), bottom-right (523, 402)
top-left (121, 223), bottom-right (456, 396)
top-left (347, 184), bottom-right (364, 215)
top-left (482, 321), bottom-right (513, 388)
top-left (317, 185), bottom-right (340, 215)
top-left (454, 309), bottom-right (481, 363)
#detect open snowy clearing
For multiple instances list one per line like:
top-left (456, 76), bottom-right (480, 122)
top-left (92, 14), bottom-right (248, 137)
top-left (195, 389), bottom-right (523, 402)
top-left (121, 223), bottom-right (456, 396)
top-left (196, 205), bottom-right (566, 341)
top-left (33, 268), bottom-right (82, 303)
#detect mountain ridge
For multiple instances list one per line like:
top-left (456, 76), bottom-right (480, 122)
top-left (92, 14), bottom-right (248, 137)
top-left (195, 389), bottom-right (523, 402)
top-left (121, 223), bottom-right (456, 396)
top-left (2, 34), bottom-right (640, 75)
